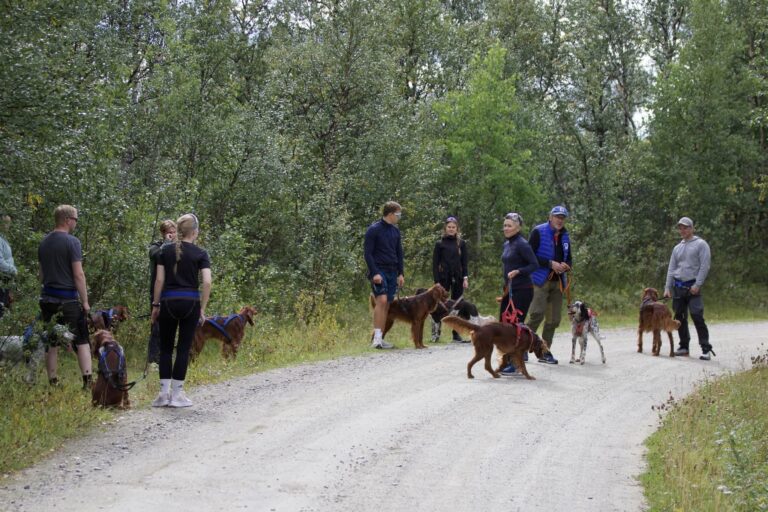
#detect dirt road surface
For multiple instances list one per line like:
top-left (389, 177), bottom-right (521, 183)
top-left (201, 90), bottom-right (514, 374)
top-left (2, 321), bottom-right (766, 512)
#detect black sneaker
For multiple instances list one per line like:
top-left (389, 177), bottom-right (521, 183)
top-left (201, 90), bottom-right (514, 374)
top-left (700, 349), bottom-right (716, 361)
top-left (674, 347), bottom-right (689, 356)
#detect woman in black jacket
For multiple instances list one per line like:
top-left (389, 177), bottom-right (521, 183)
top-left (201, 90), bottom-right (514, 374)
top-left (499, 212), bottom-right (538, 374)
top-left (432, 216), bottom-right (468, 342)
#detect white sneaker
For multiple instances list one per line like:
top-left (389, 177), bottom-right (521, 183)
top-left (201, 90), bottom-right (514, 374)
top-left (169, 389), bottom-right (193, 408)
top-left (152, 392), bottom-right (170, 407)
top-left (375, 340), bottom-right (394, 349)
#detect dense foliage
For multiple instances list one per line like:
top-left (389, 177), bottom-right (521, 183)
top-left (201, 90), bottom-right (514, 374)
top-left (1, 0), bottom-right (766, 322)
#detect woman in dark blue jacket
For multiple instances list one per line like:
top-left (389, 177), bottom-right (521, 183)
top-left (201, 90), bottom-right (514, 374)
top-left (499, 212), bottom-right (538, 374)
top-left (500, 213), bottom-right (538, 322)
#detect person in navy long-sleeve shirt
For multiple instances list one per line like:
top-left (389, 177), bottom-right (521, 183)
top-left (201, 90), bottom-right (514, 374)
top-left (364, 201), bottom-right (405, 349)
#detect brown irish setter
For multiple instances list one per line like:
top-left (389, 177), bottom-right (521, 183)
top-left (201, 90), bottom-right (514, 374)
top-left (91, 330), bottom-right (131, 409)
top-left (371, 284), bottom-right (448, 349)
top-left (87, 306), bottom-right (129, 333)
top-left (190, 306), bottom-right (257, 360)
top-left (638, 288), bottom-right (680, 357)
top-left (442, 316), bottom-right (548, 380)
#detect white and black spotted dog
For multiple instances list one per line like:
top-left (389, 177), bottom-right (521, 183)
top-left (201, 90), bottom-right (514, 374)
top-left (567, 301), bottom-right (606, 365)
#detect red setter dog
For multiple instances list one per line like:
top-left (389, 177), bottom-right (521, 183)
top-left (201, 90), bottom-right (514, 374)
top-left (442, 316), bottom-right (548, 380)
top-left (191, 306), bottom-right (257, 360)
top-left (91, 330), bottom-right (131, 409)
top-left (370, 284), bottom-right (448, 349)
top-left (87, 306), bottom-right (129, 333)
top-left (638, 288), bottom-right (680, 357)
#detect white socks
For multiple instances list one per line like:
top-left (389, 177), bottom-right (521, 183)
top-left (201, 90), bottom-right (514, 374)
top-left (159, 379), bottom-right (171, 394)
top-left (373, 329), bottom-right (383, 343)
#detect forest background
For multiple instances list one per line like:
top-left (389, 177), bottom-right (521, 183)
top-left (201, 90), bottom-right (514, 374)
top-left (1, 0), bottom-right (767, 332)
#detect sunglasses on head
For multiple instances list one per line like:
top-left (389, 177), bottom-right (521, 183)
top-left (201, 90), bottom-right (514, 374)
top-left (504, 212), bottom-right (522, 224)
top-left (445, 216), bottom-right (458, 223)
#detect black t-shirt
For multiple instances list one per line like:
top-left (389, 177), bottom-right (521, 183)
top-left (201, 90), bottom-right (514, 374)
top-left (159, 242), bottom-right (211, 291)
top-left (38, 231), bottom-right (83, 290)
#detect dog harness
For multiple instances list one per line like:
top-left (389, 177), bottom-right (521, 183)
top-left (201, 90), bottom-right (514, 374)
top-left (98, 341), bottom-right (135, 391)
top-left (203, 314), bottom-right (245, 342)
top-left (574, 309), bottom-right (597, 337)
top-left (94, 308), bottom-right (115, 329)
top-left (501, 289), bottom-right (532, 340)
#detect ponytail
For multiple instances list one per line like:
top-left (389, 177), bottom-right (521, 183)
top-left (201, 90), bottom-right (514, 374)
top-left (173, 213), bottom-right (199, 275)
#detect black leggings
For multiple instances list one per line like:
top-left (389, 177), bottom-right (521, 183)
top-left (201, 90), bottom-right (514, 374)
top-left (158, 299), bottom-right (200, 381)
top-left (438, 274), bottom-right (464, 301)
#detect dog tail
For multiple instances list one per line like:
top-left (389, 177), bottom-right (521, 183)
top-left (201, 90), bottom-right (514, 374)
top-left (667, 319), bottom-right (681, 331)
top-left (369, 293), bottom-right (375, 312)
top-left (441, 315), bottom-right (480, 335)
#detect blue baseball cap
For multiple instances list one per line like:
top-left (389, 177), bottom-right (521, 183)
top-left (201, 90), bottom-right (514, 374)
top-left (550, 205), bottom-right (569, 217)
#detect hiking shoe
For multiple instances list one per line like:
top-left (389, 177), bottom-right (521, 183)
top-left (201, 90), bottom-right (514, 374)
top-left (372, 340), bottom-right (394, 349)
top-left (538, 353), bottom-right (559, 365)
top-left (699, 349), bottom-right (716, 361)
top-left (499, 364), bottom-right (516, 376)
top-left (152, 392), bottom-right (170, 407)
top-left (169, 389), bottom-right (193, 408)
top-left (674, 347), bottom-right (690, 356)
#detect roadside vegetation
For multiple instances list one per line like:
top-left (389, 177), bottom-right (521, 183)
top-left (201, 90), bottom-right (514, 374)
top-left (642, 345), bottom-right (768, 512)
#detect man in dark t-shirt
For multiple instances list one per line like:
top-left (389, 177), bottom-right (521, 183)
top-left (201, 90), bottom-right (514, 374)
top-left (38, 204), bottom-right (93, 388)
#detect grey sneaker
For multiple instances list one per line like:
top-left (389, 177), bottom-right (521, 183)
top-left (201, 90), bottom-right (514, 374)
top-left (674, 347), bottom-right (689, 356)
top-left (374, 340), bottom-right (394, 349)
top-left (169, 389), bottom-right (193, 408)
top-left (152, 392), bottom-right (170, 407)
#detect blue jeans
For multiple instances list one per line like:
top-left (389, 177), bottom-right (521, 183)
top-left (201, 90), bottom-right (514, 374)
top-left (371, 271), bottom-right (398, 302)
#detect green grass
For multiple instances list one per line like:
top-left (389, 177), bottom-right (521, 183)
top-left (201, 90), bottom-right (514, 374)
top-left (0, 299), bottom-right (419, 474)
top-left (1, 292), bottom-right (766, 476)
top-left (641, 345), bottom-right (768, 512)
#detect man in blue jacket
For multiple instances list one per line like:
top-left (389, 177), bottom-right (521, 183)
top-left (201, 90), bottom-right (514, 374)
top-left (526, 205), bottom-right (573, 364)
top-left (364, 201), bottom-right (405, 349)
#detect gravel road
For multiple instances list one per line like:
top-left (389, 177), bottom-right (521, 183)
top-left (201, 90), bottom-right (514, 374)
top-left (2, 321), bottom-right (766, 512)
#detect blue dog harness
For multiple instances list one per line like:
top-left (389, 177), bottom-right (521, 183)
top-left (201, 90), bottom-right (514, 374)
top-left (203, 314), bottom-right (245, 342)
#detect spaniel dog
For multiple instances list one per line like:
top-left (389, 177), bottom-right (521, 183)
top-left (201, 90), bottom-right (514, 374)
top-left (91, 330), bottom-right (131, 408)
top-left (638, 288), bottom-right (680, 357)
top-left (372, 284), bottom-right (448, 349)
top-left (191, 305), bottom-right (257, 360)
top-left (567, 301), bottom-right (606, 365)
top-left (442, 315), bottom-right (548, 380)
top-left (88, 305), bottom-right (130, 333)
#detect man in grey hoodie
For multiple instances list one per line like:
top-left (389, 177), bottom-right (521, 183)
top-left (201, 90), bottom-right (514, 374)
top-left (663, 217), bottom-right (714, 360)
